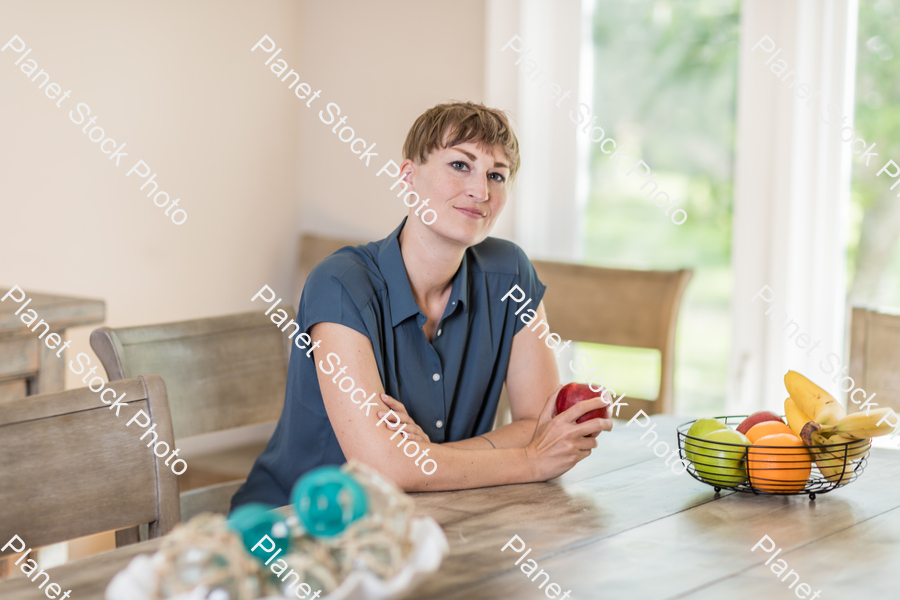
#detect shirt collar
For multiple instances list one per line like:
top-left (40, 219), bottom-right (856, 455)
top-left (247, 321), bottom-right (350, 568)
top-left (447, 249), bottom-right (469, 318)
top-left (378, 218), bottom-right (470, 328)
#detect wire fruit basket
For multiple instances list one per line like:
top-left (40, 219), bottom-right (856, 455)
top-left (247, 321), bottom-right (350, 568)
top-left (677, 416), bottom-right (870, 500)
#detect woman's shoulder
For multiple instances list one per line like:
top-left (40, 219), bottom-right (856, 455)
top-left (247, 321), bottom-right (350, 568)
top-left (304, 242), bottom-right (387, 304)
top-left (467, 236), bottom-right (534, 276)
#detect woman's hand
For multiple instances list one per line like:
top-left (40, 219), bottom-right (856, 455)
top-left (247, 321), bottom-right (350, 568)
top-left (523, 385), bottom-right (613, 481)
top-left (377, 394), bottom-right (431, 444)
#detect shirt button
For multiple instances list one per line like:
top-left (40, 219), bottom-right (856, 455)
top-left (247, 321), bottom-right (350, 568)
top-left (437, 328), bottom-right (442, 337)
top-left (436, 420), bottom-right (443, 428)
top-left (432, 373), bottom-right (440, 381)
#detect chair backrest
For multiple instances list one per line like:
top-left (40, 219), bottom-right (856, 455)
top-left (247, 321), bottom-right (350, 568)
top-left (849, 307), bottom-right (900, 416)
top-left (0, 375), bottom-right (179, 553)
top-left (90, 311), bottom-right (293, 440)
top-left (532, 261), bottom-right (693, 419)
top-left (295, 234), bottom-right (365, 303)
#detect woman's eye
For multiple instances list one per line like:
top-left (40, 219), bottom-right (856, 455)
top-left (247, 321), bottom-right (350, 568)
top-left (490, 172), bottom-right (506, 182)
top-left (451, 161), bottom-right (469, 171)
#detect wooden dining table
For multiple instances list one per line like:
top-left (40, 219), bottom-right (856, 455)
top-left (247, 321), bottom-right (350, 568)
top-left (0, 287), bottom-right (105, 401)
top-left (3, 414), bottom-right (899, 599)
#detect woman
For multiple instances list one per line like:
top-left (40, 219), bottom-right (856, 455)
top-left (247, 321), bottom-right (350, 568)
top-left (231, 101), bottom-right (612, 509)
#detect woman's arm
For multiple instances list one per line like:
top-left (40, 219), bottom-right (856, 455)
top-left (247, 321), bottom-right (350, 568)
top-left (310, 320), bottom-right (610, 492)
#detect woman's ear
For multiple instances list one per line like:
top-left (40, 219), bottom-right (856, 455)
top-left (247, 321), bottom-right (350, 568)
top-left (398, 158), bottom-right (418, 184)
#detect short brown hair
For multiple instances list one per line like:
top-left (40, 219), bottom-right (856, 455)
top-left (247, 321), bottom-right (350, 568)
top-left (402, 101), bottom-right (521, 184)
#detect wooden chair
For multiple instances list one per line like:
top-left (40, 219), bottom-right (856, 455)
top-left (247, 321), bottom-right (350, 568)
top-left (496, 262), bottom-right (692, 423)
top-left (849, 307), bottom-right (900, 416)
top-left (90, 311), bottom-right (293, 521)
top-left (0, 375), bottom-right (179, 554)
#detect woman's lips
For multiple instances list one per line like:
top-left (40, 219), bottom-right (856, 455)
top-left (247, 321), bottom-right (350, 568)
top-left (455, 206), bottom-right (485, 219)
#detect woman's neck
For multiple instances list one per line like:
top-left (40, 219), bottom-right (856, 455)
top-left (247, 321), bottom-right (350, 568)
top-left (398, 223), bottom-right (465, 309)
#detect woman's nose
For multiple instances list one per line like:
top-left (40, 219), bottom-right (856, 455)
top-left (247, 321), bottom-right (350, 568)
top-left (468, 174), bottom-right (490, 202)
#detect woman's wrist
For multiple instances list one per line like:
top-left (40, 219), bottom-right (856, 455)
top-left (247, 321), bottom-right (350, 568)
top-left (520, 444), bottom-right (539, 482)
top-left (441, 436), bottom-right (495, 450)
top-left (476, 418), bottom-right (537, 450)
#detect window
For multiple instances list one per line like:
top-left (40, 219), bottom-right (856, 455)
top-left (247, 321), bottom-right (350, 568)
top-left (582, 0), bottom-right (740, 415)
top-left (847, 0), bottom-right (900, 309)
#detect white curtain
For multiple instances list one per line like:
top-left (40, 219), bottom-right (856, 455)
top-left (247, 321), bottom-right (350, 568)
top-left (729, 0), bottom-right (859, 413)
top-left (484, 0), bottom-right (589, 263)
top-left (487, 0), bottom-right (860, 414)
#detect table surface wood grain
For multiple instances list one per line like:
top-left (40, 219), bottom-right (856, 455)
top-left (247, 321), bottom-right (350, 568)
top-left (0, 288), bottom-right (105, 335)
top-left (2, 415), bottom-right (899, 599)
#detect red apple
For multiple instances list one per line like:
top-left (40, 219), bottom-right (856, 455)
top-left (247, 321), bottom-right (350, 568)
top-left (736, 410), bottom-right (784, 434)
top-left (555, 382), bottom-right (610, 423)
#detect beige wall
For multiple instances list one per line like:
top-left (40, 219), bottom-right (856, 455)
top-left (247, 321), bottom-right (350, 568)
top-left (295, 0), bottom-right (487, 277)
top-left (0, 0), bottom-right (303, 389)
top-left (0, 0), bottom-right (489, 565)
top-left (1, 0), bottom-right (487, 388)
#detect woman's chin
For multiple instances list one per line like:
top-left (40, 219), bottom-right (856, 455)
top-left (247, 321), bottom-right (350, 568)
top-left (409, 211), bottom-right (493, 247)
top-left (449, 224), bottom-right (491, 247)
top-left (424, 223), bottom-right (479, 247)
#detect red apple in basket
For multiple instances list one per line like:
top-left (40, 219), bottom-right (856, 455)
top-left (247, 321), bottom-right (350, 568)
top-left (555, 382), bottom-right (610, 423)
top-left (736, 411), bottom-right (784, 435)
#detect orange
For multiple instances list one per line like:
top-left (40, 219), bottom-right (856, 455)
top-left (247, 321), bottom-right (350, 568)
top-left (748, 433), bottom-right (812, 493)
top-left (745, 421), bottom-right (794, 444)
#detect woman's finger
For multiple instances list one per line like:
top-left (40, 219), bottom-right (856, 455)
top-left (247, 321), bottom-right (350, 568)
top-left (376, 395), bottom-right (429, 443)
top-left (574, 417), bottom-right (613, 437)
top-left (562, 397), bottom-right (609, 422)
top-left (380, 394), bottom-right (409, 414)
top-left (377, 411), bottom-right (416, 428)
top-left (379, 423), bottom-right (426, 443)
top-left (375, 412), bottom-right (429, 440)
top-left (543, 384), bottom-right (564, 420)
top-left (574, 434), bottom-right (599, 451)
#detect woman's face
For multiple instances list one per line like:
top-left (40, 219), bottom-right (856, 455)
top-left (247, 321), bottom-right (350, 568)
top-left (400, 141), bottom-right (511, 248)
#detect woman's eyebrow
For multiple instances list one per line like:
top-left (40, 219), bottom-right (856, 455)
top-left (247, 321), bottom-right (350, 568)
top-left (452, 148), bottom-right (509, 170)
top-left (453, 148), bottom-right (478, 161)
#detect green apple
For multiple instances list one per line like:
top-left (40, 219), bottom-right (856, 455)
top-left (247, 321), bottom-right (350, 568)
top-left (691, 429), bottom-right (750, 487)
top-left (685, 418), bottom-right (727, 464)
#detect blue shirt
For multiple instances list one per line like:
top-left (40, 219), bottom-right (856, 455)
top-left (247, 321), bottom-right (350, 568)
top-left (231, 218), bottom-right (546, 509)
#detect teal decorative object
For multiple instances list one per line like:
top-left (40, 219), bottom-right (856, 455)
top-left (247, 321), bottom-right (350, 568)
top-left (291, 466), bottom-right (368, 538)
top-left (227, 503), bottom-right (291, 562)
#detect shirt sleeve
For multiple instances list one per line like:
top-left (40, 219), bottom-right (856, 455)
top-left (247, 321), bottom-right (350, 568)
top-left (512, 245), bottom-right (547, 335)
top-left (299, 254), bottom-right (372, 340)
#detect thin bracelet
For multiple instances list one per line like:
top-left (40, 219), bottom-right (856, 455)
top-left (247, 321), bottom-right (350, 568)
top-left (480, 435), bottom-right (496, 449)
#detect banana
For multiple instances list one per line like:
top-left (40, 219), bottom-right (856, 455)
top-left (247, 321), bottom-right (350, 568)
top-left (815, 402), bottom-right (846, 428)
top-left (784, 371), bottom-right (846, 426)
top-left (812, 451), bottom-right (858, 484)
top-left (807, 435), bottom-right (870, 484)
top-left (819, 408), bottom-right (896, 439)
top-left (795, 411), bottom-right (871, 484)
top-left (812, 431), bottom-right (870, 456)
top-left (784, 396), bottom-right (812, 438)
top-left (816, 430), bottom-right (862, 445)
